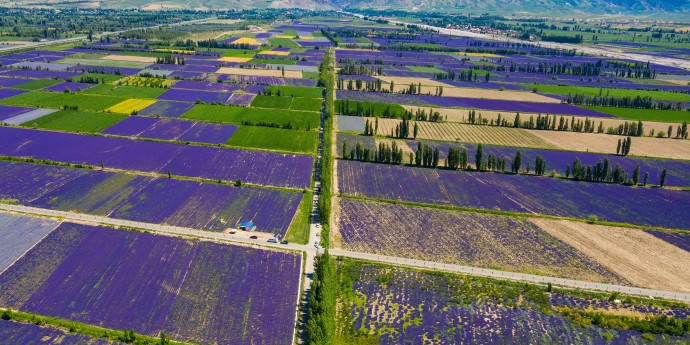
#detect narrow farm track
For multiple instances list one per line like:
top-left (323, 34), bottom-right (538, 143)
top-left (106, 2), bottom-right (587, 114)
top-left (3, 203), bottom-right (690, 303)
top-left (328, 249), bottom-right (690, 302)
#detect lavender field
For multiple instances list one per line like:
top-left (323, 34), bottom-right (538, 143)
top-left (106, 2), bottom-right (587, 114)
top-left (337, 160), bottom-right (690, 229)
top-left (406, 140), bottom-right (690, 187)
top-left (0, 223), bottom-right (302, 345)
top-left (337, 261), bottom-right (690, 345)
top-left (0, 319), bottom-right (122, 345)
top-left (101, 116), bottom-right (238, 144)
top-left (336, 198), bottom-right (626, 283)
top-left (0, 161), bottom-right (303, 236)
top-left (0, 213), bottom-right (60, 273)
top-left (0, 127), bottom-right (312, 189)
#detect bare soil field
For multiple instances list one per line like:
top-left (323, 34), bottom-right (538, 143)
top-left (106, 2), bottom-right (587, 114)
top-left (532, 130), bottom-right (690, 160)
top-left (402, 105), bottom-right (676, 134)
top-left (372, 117), bottom-right (558, 149)
top-left (532, 218), bottom-right (690, 293)
top-left (376, 76), bottom-right (455, 87)
top-left (102, 54), bottom-right (156, 63)
top-left (218, 57), bottom-right (253, 63)
top-left (378, 79), bottom-right (560, 103)
top-left (141, 3), bottom-right (185, 10)
top-left (216, 67), bottom-right (302, 78)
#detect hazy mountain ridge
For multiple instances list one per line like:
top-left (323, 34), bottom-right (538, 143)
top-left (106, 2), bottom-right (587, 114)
top-left (6, 0), bottom-right (690, 15)
top-left (334, 0), bottom-right (690, 16)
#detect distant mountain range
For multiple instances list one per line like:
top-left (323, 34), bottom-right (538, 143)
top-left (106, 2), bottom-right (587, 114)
top-left (9, 0), bottom-right (690, 16)
top-left (334, 0), bottom-right (690, 16)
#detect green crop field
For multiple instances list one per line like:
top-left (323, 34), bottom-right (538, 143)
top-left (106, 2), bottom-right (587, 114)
top-left (11, 79), bottom-right (62, 90)
top-left (251, 95), bottom-right (294, 109)
top-left (335, 100), bottom-right (408, 117)
top-left (583, 106), bottom-right (690, 123)
top-left (181, 104), bottom-right (320, 129)
top-left (524, 84), bottom-right (690, 102)
top-left (267, 85), bottom-right (324, 98)
top-left (269, 38), bottom-right (301, 48)
top-left (57, 58), bottom-right (152, 69)
top-left (249, 57), bottom-right (297, 65)
top-left (252, 95), bottom-right (322, 112)
top-left (219, 49), bottom-right (257, 58)
top-left (290, 98), bottom-right (322, 112)
top-left (1, 91), bottom-right (126, 111)
top-left (285, 191), bottom-right (312, 244)
top-left (302, 71), bottom-right (320, 79)
top-left (20, 110), bottom-right (127, 133)
top-left (226, 126), bottom-right (318, 153)
top-left (406, 66), bottom-right (445, 73)
top-left (81, 84), bottom-right (167, 98)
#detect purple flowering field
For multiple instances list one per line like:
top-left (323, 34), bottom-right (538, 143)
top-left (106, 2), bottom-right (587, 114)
top-left (171, 80), bottom-right (244, 92)
top-left (101, 116), bottom-right (238, 144)
top-left (138, 100), bottom-right (195, 117)
top-left (0, 223), bottom-right (301, 345)
top-left (338, 261), bottom-right (690, 345)
top-left (0, 77), bottom-right (30, 88)
top-left (2, 69), bottom-right (80, 79)
top-left (0, 105), bottom-right (33, 121)
top-left (43, 81), bottom-right (96, 93)
top-left (0, 89), bottom-right (27, 100)
top-left (0, 127), bottom-right (313, 189)
top-left (0, 161), bottom-right (303, 235)
top-left (405, 140), bottom-right (690, 187)
top-left (337, 160), bottom-right (690, 229)
top-left (337, 198), bottom-right (625, 283)
top-left (158, 89), bottom-right (231, 104)
top-left (0, 319), bottom-right (121, 345)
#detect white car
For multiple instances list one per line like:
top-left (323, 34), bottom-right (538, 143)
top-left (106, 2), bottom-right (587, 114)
top-left (267, 237), bottom-right (278, 243)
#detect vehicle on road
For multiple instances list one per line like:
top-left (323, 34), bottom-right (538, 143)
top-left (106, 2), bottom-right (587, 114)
top-left (280, 240), bottom-right (289, 244)
top-left (249, 235), bottom-right (258, 239)
top-left (268, 237), bottom-right (278, 243)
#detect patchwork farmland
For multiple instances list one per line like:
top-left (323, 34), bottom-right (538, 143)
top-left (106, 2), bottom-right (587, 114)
top-left (0, 9), bottom-right (688, 345)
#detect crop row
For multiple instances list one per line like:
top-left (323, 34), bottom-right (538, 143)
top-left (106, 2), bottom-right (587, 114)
top-left (0, 161), bottom-right (303, 235)
top-left (336, 198), bottom-right (625, 283)
top-left (336, 260), bottom-right (690, 345)
top-left (337, 160), bottom-right (690, 229)
top-left (0, 223), bottom-right (301, 345)
top-left (0, 127), bottom-right (313, 189)
top-left (102, 116), bottom-right (238, 145)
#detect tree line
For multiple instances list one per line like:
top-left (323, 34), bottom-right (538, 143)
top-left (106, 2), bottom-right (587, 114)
top-left (566, 94), bottom-right (684, 111)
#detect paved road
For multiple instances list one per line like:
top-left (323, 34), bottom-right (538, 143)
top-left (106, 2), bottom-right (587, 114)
top-left (0, 203), bottom-right (313, 255)
top-left (2, 203), bottom-right (689, 302)
top-left (329, 249), bottom-right (690, 302)
top-left (342, 11), bottom-right (690, 70)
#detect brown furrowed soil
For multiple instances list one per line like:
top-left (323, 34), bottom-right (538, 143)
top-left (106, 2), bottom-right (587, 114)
top-left (531, 218), bottom-right (690, 293)
top-left (216, 67), bottom-right (302, 78)
top-left (531, 130), bottom-right (690, 160)
top-left (402, 105), bottom-right (676, 134)
top-left (378, 78), bottom-right (560, 103)
top-left (102, 55), bottom-right (156, 63)
top-left (372, 117), bottom-right (558, 149)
